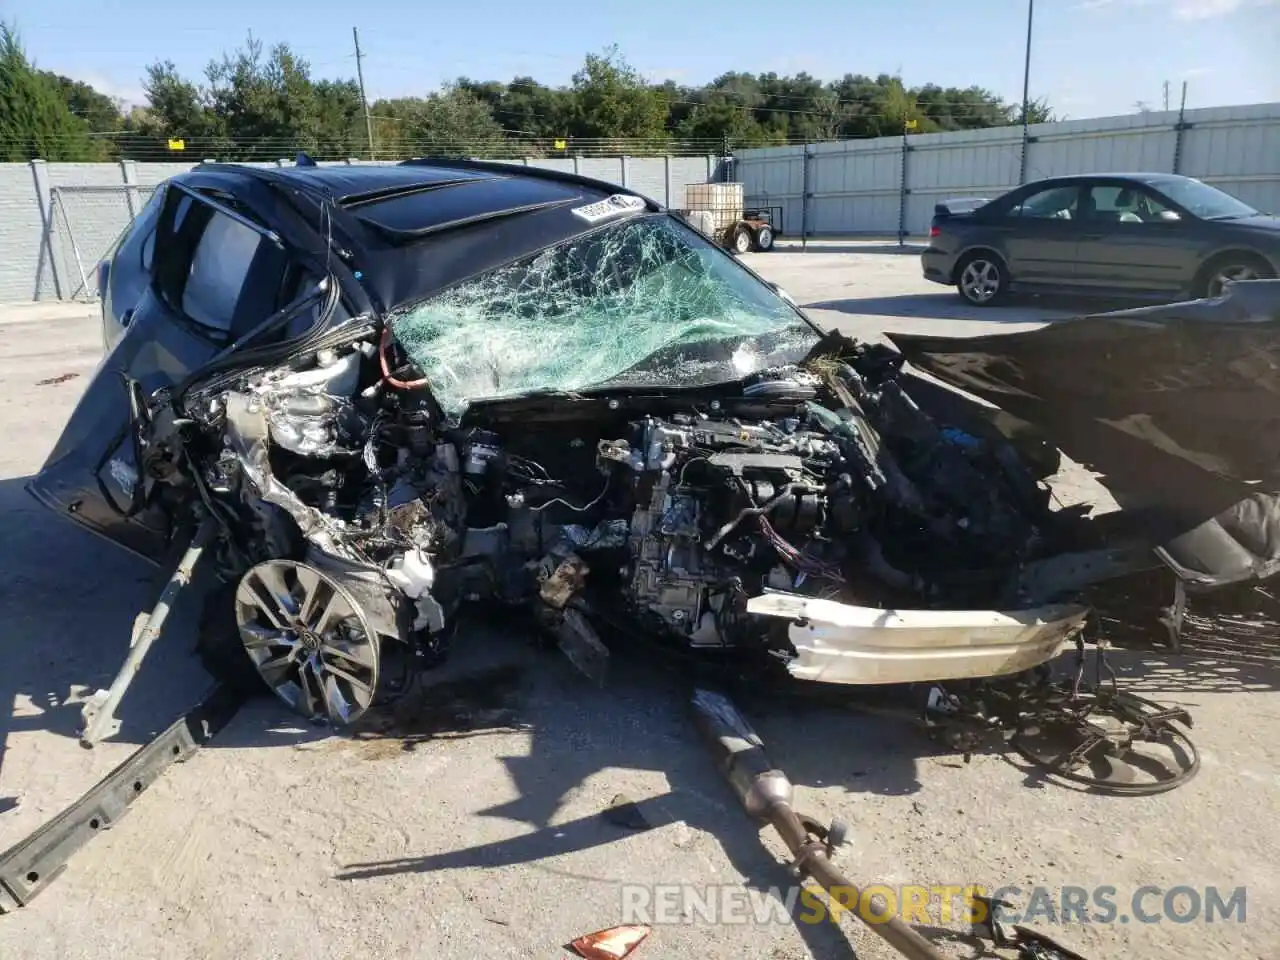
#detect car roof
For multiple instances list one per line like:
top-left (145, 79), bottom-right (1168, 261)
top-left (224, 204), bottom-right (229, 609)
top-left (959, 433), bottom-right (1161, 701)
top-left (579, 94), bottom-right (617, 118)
top-left (171, 157), bottom-right (668, 313)
top-left (1026, 172), bottom-right (1192, 186)
top-left (186, 157), bottom-right (656, 209)
top-left (265, 162), bottom-right (500, 203)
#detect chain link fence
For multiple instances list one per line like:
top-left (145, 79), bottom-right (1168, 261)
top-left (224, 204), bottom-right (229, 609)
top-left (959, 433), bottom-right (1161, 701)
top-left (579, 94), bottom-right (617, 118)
top-left (47, 184), bottom-right (156, 301)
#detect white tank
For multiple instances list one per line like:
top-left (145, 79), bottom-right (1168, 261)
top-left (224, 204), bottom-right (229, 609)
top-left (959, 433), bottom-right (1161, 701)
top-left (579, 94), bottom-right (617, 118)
top-left (684, 182), bottom-right (745, 236)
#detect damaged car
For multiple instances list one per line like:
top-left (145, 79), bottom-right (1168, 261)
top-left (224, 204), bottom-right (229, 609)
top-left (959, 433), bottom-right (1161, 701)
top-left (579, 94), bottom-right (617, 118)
top-left (26, 159), bottom-right (1277, 763)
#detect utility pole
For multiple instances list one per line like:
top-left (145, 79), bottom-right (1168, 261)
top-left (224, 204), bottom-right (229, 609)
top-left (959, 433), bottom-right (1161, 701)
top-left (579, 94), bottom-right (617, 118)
top-left (353, 26), bottom-right (375, 160)
top-left (1173, 80), bottom-right (1190, 174)
top-left (1018, 0), bottom-right (1035, 184)
top-left (1163, 80), bottom-right (1171, 111)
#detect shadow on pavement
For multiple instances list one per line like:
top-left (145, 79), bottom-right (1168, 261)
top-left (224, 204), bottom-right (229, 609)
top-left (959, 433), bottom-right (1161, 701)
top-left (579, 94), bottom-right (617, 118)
top-left (803, 291), bottom-right (1133, 324)
top-left (0, 475), bottom-right (213, 777)
top-left (1087, 570), bottom-right (1280, 696)
top-left (772, 242), bottom-right (927, 256)
top-left (330, 642), bottom-right (872, 959)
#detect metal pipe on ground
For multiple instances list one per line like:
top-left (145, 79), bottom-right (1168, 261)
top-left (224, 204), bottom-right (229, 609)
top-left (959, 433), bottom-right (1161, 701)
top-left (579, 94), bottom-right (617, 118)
top-left (691, 688), bottom-right (947, 960)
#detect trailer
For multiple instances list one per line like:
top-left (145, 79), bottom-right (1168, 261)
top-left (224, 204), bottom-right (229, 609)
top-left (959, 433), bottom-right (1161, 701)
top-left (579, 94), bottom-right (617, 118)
top-left (676, 182), bottom-right (777, 254)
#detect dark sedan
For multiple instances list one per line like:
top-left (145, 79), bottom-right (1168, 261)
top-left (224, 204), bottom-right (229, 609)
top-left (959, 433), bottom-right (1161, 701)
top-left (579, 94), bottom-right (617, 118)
top-left (921, 173), bottom-right (1280, 306)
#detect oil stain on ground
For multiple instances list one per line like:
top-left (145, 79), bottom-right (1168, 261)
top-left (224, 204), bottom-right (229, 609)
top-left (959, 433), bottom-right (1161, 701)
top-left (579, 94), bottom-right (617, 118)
top-left (345, 664), bottom-right (531, 761)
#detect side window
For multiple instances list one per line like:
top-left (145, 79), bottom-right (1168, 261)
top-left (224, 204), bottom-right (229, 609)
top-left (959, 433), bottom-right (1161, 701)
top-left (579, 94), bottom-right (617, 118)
top-left (150, 187), bottom-right (293, 341)
top-left (107, 185), bottom-right (165, 274)
top-left (1085, 185), bottom-right (1176, 224)
top-left (181, 211), bottom-right (265, 334)
top-left (1010, 185), bottom-right (1081, 220)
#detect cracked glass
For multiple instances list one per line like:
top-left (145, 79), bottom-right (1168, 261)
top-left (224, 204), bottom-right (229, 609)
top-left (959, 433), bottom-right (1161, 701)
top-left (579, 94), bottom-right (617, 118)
top-left (389, 214), bottom-right (819, 415)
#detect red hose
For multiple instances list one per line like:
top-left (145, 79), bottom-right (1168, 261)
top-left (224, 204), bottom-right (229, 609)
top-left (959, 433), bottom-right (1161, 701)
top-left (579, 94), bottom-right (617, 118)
top-left (379, 326), bottom-right (431, 390)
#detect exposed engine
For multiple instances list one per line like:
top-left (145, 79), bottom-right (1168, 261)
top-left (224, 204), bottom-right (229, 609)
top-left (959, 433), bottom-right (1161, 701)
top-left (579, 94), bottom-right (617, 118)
top-left (153, 324), bottom-right (1077, 722)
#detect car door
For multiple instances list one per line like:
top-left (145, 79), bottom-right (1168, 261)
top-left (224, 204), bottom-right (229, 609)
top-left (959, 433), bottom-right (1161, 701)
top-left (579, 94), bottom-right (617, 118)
top-left (27, 181), bottom-right (311, 562)
top-left (1073, 181), bottom-right (1200, 293)
top-left (988, 183), bottom-right (1091, 287)
top-left (100, 184), bottom-right (167, 352)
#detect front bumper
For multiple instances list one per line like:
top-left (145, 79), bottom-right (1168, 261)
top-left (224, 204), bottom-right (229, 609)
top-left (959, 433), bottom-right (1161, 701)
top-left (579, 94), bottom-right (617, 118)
top-left (747, 592), bottom-right (1089, 685)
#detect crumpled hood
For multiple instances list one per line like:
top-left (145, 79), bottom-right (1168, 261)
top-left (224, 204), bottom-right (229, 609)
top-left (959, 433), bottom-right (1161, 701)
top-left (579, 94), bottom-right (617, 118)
top-left (887, 280), bottom-right (1280, 574)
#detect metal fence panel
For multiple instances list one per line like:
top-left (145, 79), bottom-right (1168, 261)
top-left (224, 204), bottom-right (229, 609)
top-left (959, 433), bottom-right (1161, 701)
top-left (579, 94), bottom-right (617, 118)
top-left (669, 157), bottom-right (719, 209)
top-left (0, 164), bottom-right (44, 302)
top-left (626, 157), bottom-right (668, 205)
top-left (736, 100), bottom-right (1280, 238)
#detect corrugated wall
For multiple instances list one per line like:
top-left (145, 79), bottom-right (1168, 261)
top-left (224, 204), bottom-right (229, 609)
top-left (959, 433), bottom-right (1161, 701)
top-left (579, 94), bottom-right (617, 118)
top-left (737, 101), bottom-right (1280, 238)
top-left (0, 155), bottom-right (723, 303)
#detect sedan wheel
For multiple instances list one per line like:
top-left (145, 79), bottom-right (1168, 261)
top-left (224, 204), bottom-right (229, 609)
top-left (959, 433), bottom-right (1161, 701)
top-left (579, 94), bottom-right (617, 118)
top-left (958, 256), bottom-right (1005, 305)
top-left (1206, 262), bottom-right (1266, 298)
top-left (234, 559), bottom-right (380, 725)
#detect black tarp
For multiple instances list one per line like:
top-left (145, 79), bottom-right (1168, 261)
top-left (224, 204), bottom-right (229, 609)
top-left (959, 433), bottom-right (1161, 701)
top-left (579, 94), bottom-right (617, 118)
top-left (889, 280), bottom-right (1280, 587)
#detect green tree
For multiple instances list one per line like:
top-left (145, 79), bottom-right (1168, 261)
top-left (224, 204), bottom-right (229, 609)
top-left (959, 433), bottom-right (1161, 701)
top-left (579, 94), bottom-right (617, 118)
top-left (121, 33), bottom-right (1058, 160)
top-left (314, 78), bottom-right (367, 159)
top-left (121, 59), bottom-right (226, 160)
top-left (204, 35), bottom-right (322, 160)
top-left (568, 46), bottom-right (669, 145)
top-left (0, 24), bottom-right (101, 160)
top-left (371, 86), bottom-right (505, 158)
top-left (40, 72), bottom-right (122, 132)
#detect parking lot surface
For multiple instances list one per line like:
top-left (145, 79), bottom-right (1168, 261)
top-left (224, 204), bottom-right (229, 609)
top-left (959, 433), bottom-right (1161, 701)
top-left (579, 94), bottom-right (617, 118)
top-left (0, 250), bottom-right (1275, 960)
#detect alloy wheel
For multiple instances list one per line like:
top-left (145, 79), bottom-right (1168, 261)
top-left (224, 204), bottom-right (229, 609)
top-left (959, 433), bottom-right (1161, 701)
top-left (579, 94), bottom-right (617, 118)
top-left (960, 258), bottom-right (1002, 304)
top-left (1207, 263), bottom-right (1261, 298)
top-left (234, 559), bottom-right (380, 725)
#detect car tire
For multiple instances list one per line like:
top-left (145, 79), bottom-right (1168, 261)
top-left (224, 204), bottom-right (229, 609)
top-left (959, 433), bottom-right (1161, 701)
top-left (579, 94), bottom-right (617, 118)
top-left (196, 581), bottom-right (269, 695)
top-left (753, 224), bottom-right (775, 252)
top-left (731, 223), bottom-right (753, 255)
top-left (955, 252), bottom-right (1009, 306)
top-left (1194, 253), bottom-right (1276, 299)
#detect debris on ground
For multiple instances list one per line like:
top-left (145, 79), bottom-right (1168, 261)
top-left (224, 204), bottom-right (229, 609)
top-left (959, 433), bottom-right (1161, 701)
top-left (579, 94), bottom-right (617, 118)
top-left (35, 372), bottom-right (79, 386)
top-left (567, 924), bottom-right (651, 959)
top-left (601, 793), bottom-right (653, 831)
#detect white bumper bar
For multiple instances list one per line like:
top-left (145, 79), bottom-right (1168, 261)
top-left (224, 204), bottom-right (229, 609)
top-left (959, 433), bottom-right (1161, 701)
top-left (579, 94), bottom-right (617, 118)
top-left (747, 592), bottom-right (1089, 685)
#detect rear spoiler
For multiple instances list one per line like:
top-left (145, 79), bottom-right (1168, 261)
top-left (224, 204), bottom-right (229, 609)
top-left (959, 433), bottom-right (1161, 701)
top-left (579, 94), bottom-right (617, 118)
top-left (933, 197), bottom-right (990, 217)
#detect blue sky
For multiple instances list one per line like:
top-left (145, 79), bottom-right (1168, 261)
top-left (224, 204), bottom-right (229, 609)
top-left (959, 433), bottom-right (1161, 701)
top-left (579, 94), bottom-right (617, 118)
top-left (8, 0), bottom-right (1278, 122)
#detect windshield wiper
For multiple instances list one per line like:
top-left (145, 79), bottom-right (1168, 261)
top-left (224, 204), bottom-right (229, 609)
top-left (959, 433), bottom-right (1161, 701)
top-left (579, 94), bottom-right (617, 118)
top-left (364, 198), bottom-right (577, 243)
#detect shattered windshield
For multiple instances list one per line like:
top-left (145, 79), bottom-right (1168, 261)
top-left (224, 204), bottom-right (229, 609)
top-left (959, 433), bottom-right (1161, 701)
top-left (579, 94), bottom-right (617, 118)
top-left (389, 213), bottom-right (818, 415)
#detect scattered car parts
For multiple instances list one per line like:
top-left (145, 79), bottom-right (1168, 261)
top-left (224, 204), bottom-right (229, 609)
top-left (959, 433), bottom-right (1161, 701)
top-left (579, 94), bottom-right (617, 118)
top-left (692, 688), bottom-right (1093, 960)
top-left (0, 682), bottom-right (244, 913)
top-left (568, 924), bottom-right (652, 959)
top-left (692, 687), bottom-right (947, 960)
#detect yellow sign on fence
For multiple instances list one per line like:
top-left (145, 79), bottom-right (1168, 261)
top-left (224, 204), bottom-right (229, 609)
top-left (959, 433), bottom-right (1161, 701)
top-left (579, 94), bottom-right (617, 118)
top-left (167, 138), bottom-right (186, 151)
top-left (554, 139), bottom-right (567, 150)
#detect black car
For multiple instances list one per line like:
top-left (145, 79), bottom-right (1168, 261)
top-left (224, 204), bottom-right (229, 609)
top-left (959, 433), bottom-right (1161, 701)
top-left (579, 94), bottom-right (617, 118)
top-left (29, 157), bottom-right (1280, 746)
top-left (922, 173), bottom-right (1280, 305)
